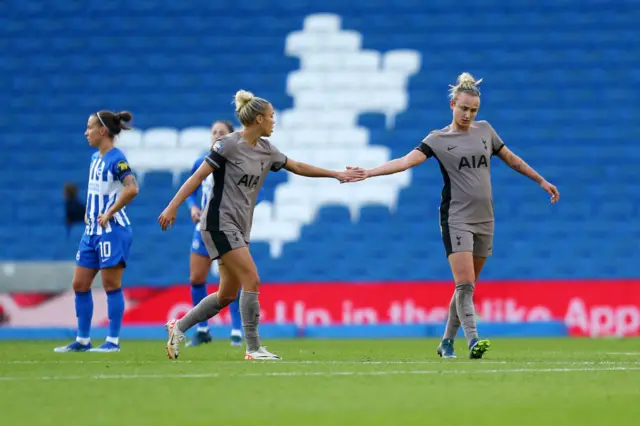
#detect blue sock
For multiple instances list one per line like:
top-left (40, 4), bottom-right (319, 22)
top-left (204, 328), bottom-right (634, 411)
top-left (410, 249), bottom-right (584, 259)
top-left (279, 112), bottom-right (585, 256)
top-left (230, 288), bottom-right (242, 331)
top-left (191, 283), bottom-right (208, 329)
top-left (75, 291), bottom-right (93, 339)
top-left (106, 288), bottom-right (125, 340)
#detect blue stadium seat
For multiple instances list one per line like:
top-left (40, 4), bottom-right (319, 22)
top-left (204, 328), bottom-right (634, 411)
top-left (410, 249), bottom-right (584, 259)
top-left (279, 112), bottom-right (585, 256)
top-left (1, 0), bottom-right (637, 284)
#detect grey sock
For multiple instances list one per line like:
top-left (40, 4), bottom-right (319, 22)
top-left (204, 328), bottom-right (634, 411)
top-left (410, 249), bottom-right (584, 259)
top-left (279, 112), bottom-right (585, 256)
top-left (177, 292), bottom-right (224, 333)
top-left (455, 283), bottom-right (479, 345)
top-left (443, 291), bottom-right (461, 340)
top-left (240, 290), bottom-right (261, 352)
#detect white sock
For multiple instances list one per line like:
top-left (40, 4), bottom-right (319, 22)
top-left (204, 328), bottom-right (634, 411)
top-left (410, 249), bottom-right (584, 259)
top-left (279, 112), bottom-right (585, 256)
top-left (106, 336), bottom-right (119, 345)
top-left (196, 326), bottom-right (209, 333)
top-left (230, 329), bottom-right (242, 337)
top-left (76, 337), bottom-right (90, 345)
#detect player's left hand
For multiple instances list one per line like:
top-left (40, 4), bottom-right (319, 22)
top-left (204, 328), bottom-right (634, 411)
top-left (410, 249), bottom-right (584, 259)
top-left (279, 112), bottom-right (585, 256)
top-left (97, 213), bottom-right (112, 228)
top-left (158, 207), bottom-right (177, 231)
top-left (541, 180), bottom-right (560, 204)
top-left (339, 166), bottom-right (368, 183)
top-left (335, 171), bottom-right (349, 183)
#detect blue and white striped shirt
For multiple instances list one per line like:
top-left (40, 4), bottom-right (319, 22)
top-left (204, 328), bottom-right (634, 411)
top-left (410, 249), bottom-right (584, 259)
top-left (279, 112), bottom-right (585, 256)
top-left (85, 148), bottom-right (132, 236)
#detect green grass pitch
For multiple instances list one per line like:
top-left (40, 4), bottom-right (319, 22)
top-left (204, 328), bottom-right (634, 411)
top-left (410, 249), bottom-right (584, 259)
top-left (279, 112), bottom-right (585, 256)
top-left (1, 338), bottom-right (639, 425)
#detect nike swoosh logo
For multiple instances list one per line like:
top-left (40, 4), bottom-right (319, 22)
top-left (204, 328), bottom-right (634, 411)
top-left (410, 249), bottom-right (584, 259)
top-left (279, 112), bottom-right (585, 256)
top-left (447, 146), bottom-right (456, 151)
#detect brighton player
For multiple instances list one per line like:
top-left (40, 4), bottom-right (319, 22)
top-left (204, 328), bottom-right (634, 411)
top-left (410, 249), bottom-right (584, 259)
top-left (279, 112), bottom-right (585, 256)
top-left (159, 90), bottom-right (359, 360)
top-left (344, 73), bottom-right (560, 359)
top-left (55, 111), bottom-right (139, 353)
top-left (185, 120), bottom-right (264, 347)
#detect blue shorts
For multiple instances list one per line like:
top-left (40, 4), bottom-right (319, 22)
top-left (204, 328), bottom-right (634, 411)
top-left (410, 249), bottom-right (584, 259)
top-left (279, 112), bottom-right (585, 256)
top-left (190, 227), bottom-right (210, 257)
top-left (76, 226), bottom-right (133, 270)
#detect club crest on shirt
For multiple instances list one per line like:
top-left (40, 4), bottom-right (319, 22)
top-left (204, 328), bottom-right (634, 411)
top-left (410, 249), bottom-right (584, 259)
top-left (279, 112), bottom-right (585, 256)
top-left (213, 140), bottom-right (224, 153)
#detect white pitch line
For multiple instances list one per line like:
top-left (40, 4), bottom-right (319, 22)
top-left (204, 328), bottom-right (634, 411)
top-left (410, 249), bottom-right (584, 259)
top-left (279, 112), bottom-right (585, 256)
top-left (2, 360), bottom-right (640, 365)
top-left (241, 366), bottom-right (640, 377)
top-left (597, 352), bottom-right (640, 356)
top-left (348, 360), bottom-right (640, 366)
top-left (1, 366), bottom-right (639, 382)
top-left (0, 360), bottom-right (194, 365)
top-left (0, 373), bottom-right (219, 381)
top-left (540, 351), bottom-right (640, 357)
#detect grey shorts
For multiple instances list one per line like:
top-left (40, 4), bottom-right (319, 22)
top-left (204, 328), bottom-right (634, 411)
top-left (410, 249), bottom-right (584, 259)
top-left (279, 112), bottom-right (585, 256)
top-left (201, 230), bottom-right (248, 261)
top-left (441, 221), bottom-right (494, 258)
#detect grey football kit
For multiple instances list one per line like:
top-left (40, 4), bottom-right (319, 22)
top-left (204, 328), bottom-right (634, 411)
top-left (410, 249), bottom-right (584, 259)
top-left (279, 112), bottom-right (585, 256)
top-left (415, 120), bottom-right (505, 258)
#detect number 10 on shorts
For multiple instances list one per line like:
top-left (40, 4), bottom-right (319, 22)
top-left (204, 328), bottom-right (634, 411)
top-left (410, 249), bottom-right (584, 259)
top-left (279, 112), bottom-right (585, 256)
top-left (99, 241), bottom-right (111, 259)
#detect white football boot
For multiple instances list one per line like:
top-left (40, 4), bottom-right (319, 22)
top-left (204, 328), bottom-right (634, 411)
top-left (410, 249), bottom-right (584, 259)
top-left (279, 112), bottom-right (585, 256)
top-left (165, 319), bottom-right (184, 360)
top-left (244, 346), bottom-right (281, 360)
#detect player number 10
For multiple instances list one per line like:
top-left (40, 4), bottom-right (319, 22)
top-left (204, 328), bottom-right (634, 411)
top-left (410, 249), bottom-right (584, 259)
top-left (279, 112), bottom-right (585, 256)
top-left (99, 241), bottom-right (111, 259)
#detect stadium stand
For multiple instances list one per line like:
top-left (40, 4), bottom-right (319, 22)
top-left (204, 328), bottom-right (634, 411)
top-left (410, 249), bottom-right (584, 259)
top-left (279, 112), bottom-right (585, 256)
top-left (1, 0), bottom-right (639, 286)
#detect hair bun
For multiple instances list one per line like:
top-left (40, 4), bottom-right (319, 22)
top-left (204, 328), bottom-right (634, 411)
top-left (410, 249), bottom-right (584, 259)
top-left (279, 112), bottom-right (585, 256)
top-left (234, 90), bottom-right (255, 112)
top-left (116, 111), bottom-right (133, 122)
top-left (457, 72), bottom-right (482, 87)
top-left (448, 72), bottom-right (483, 100)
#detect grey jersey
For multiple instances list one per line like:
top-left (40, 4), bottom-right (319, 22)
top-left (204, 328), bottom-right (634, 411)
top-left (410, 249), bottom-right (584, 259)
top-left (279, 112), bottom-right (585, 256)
top-left (200, 132), bottom-right (287, 239)
top-left (416, 120), bottom-right (505, 225)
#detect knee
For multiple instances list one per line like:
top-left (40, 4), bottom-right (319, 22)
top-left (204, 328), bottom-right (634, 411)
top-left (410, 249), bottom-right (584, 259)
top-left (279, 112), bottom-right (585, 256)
top-left (190, 267), bottom-right (208, 284)
top-left (102, 278), bottom-right (122, 292)
top-left (72, 278), bottom-right (92, 293)
top-left (190, 274), bottom-right (205, 285)
top-left (242, 273), bottom-right (260, 293)
top-left (216, 293), bottom-right (237, 307)
top-left (454, 270), bottom-right (476, 287)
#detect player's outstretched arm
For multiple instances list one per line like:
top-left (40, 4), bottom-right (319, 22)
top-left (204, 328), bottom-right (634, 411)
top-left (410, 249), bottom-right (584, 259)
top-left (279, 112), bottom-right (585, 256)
top-left (497, 146), bottom-right (560, 204)
top-left (344, 149), bottom-right (427, 183)
top-left (283, 158), bottom-right (363, 182)
top-left (159, 161), bottom-right (214, 230)
top-left (98, 175), bottom-right (139, 227)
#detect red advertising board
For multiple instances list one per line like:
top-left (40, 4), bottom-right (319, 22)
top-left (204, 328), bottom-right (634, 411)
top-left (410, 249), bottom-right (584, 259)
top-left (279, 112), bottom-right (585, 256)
top-left (1, 280), bottom-right (639, 336)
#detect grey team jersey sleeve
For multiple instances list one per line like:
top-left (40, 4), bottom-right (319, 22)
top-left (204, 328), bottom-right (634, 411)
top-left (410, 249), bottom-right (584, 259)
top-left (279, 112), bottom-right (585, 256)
top-left (415, 133), bottom-right (436, 158)
top-left (205, 136), bottom-right (237, 169)
top-left (270, 144), bottom-right (287, 171)
top-left (487, 122), bottom-right (505, 155)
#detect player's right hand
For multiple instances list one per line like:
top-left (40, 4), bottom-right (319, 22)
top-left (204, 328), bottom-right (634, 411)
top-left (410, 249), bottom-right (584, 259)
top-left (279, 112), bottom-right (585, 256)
top-left (341, 166), bottom-right (368, 183)
top-left (190, 206), bottom-right (202, 223)
top-left (158, 207), bottom-right (177, 231)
